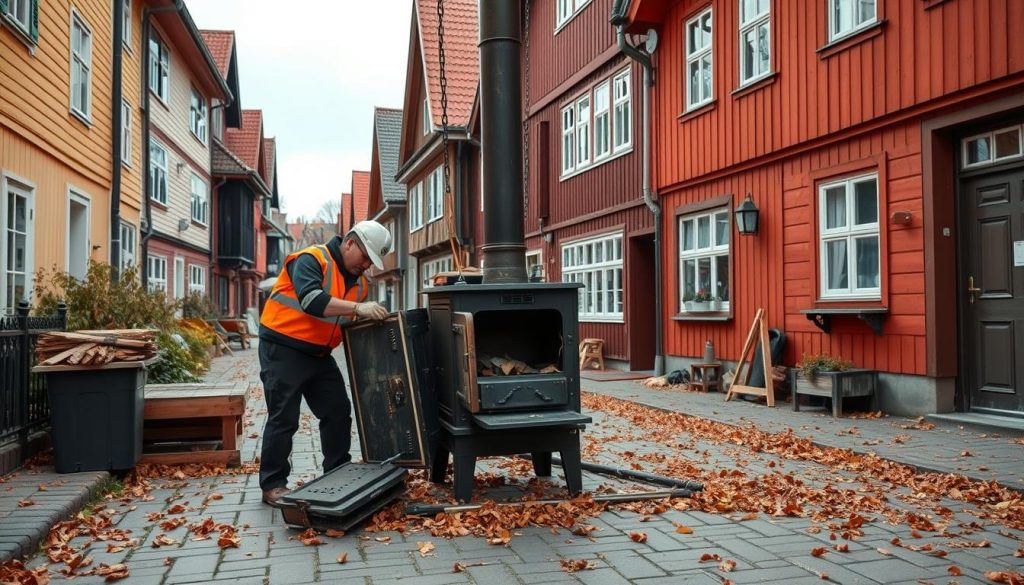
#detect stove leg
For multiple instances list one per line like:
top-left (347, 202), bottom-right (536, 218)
top-left (559, 443), bottom-right (583, 496)
top-left (531, 451), bottom-right (552, 477)
top-left (430, 446), bottom-right (450, 484)
top-left (453, 454), bottom-right (476, 503)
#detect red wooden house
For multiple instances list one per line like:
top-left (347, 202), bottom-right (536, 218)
top-left (522, 0), bottom-right (656, 370)
top-left (614, 0), bottom-right (1024, 416)
top-left (365, 107), bottom-right (407, 312)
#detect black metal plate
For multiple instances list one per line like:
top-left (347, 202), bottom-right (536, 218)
top-left (281, 483), bottom-right (407, 531)
top-left (281, 462), bottom-right (407, 512)
top-left (478, 376), bottom-right (569, 410)
top-left (343, 309), bottom-right (438, 468)
top-left (471, 410), bottom-right (592, 430)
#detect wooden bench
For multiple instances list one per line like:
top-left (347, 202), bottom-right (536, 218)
top-left (141, 383), bottom-right (250, 466)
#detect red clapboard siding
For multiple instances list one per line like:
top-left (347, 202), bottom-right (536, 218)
top-left (524, 0), bottom-right (620, 100)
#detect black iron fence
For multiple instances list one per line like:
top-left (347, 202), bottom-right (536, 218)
top-left (0, 301), bottom-right (67, 456)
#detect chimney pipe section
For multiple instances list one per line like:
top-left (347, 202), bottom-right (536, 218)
top-left (479, 0), bottom-right (527, 283)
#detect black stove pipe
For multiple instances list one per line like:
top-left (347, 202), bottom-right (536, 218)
top-left (479, 0), bottom-right (527, 283)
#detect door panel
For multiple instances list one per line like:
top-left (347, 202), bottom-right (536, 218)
top-left (960, 166), bottom-right (1024, 414)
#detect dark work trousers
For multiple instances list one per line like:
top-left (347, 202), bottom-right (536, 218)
top-left (258, 340), bottom-right (352, 490)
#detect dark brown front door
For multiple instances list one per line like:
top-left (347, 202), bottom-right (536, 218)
top-left (960, 164), bottom-right (1024, 414)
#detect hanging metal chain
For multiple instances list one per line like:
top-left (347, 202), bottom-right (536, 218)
top-left (522, 0), bottom-right (531, 218)
top-left (436, 0), bottom-right (464, 272)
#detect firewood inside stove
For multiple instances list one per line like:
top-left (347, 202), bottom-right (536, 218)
top-left (476, 353), bottom-right (561, 376)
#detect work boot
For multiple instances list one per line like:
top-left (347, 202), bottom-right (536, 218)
top-left (262, 487), bottom-right (290, 508)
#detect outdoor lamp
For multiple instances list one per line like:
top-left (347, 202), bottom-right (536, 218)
top-left (735, 193), bottom-right (759, 236)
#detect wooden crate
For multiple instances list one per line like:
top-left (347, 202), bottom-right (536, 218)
top-left (791, 369), bottom-right (878, 417)
top-left (141, 383), bottom-right (250, 466)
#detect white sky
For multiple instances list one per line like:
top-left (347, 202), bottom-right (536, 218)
top-left (187, 0), bottom-right (414, 221)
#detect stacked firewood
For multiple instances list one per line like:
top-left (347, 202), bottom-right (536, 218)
top-left (36, 329), bottom-right (158, 366)
top-left (477, 353), bottom-right (560, 377)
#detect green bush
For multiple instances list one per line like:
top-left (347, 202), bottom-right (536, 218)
top-left (182, 290), bottom-right (219, 319)
top-left (797, 353), bottom-right (854, 380)
top-left (148, 331), bottom-right (202, 384)
top-left (34, 261), bottom-right (178, 330)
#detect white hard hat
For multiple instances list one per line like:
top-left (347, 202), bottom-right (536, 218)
top-left (349, 220), bottom-right (393, 270)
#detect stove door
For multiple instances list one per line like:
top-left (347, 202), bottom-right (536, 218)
top-left (343, 309), bottom-right (436, 468)
top-left (452, 312), bottom-right (480, 413)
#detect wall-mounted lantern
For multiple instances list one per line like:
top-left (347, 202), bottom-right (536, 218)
top-left (735, 193), bottom-right (760, 236)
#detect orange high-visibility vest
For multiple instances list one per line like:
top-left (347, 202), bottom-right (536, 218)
top-left (260, 244), bottom-right (369, 350)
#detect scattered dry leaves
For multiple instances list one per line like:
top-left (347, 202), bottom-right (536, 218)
top-left (417, 541), bottom-right (436, 557)
top-left (297, 529), bottom-right (323, 547)
top-left (560, 559), bottom-right (596, 573)
top-left (629, 531), bottom-right (648, 543)
top-left (719, 559), bottom-right (737, 572)
top-left (336, 553), bottom-right (348, 565)
top-left (811, 547), bottom-right (827, 557)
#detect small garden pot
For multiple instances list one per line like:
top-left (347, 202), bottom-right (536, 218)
top-left (792, 368), bottom-right (879, 417)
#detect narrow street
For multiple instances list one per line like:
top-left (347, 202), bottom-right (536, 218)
top-left (3, 345), bottom-right (1021, 584)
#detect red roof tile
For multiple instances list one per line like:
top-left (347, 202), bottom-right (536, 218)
top-left (225, 110), bottom-right (263, 170)
top-left (340, 193), bottom-right (353, 233)
top-left (417, 0), bottom-right (478, 128)
top-left (351, 171), bottom-right (371, 224)
top-left (199, 30), bottom-right (234, 80)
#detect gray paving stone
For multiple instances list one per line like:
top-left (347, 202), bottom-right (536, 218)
top-left (375, 572), bottom-right (471, 584)
top-left (845, 557), bottom-right (947, 582)
top-left (268, 558), bottom-right (317, 583)
top-left (595, 550), bottom-right (667, 579)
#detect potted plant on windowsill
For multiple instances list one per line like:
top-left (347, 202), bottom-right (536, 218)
top-left (682, 291), bottom-right (695, 312)
top-left (690, 290), bottom-right (712, 312)
top-left (708, 296), bottom-right (722, 312)
top-left (792, 353), bottom-right (879, 417)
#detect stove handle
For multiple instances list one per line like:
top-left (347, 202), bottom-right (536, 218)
top-left (497, 385), bottom-right (554, 405)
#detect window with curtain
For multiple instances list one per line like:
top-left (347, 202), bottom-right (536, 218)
top-left (685, 8), bottom-right (713, 110)
top-left (819, 173), bottom-right (880, 298)
top-left (678, 208), bottom-right (730, 311)
top-left (739, 0), bottom-right (770, 85)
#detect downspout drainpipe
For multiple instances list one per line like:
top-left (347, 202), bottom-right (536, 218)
top-left (617, 26), bottom-right (664, 376)
top-left (140, 1), bottom-right (184, 283)
top-left (110, 0), bottom-right (124, 280)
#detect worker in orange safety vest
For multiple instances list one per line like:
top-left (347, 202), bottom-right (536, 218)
top-left (257, 220), bottom-right (393, 507)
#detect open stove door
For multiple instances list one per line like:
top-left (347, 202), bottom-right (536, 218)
top-left (279, 309), bottom-right (439, 530)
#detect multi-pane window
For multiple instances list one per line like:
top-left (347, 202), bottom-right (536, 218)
top-left (526, 250), bottom-right (544, 281)
top-left (70, 12), bottom-right (93, 119)
top-left (593, 83), bottom-right (610, 159)
top-left (427, 167), bottom-right (444, 222)
top-left (121, 100), bottom-right (132, 165)
top-left (3, 181), bottom-right (32, 313)
top-left (561, 68), bottom-right (632, 178)
top-left (561, 105), bottom-right (576, 175)
top-left (148, 256), bottom-right (167, 293)
top-left (119, 221), bottom-right (136, 275)
top-left (190, 89), bottom-right (207, 143)
top-left (678, 208), bottom-right (731, 312)
top-left (149, 140), bottom-right (168, 204)
top-left (189, 265), bottom-right (205, 294)
top-left (6, 0), bottom-right (32, 34)
top-left (819, 173), bottom-right (880, 299)
top-left (562, 233), bottom-right (624, 321)
top-left (962, 124), bottom-right (1024, 169)
top-left (190, 173), bottom-right (208, 224)
top-left (612, 70), bottom-right (631, 151)
top-left (149, 35), bottom-right (169, 101)
top-left (421, 256), bottom-right (453, 306)
top-left (556, 0), bottom-right (591, 28)
top-left (122, 0), bottom-right (131, 46)
top-left (829, 0), bottom-right (876, 42)
top-left (409, 182), bottom-right (424, 231)
top-left (575, 95), bottom-right (590, 167)
top-left (739, 0), bottom-right (770, 85)
top-left (685, 8), bottom-right (713, 110)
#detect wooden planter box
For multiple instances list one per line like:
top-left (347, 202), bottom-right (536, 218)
top-left (791, 368), bottom-right (878, 417)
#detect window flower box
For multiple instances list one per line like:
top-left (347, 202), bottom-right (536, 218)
top-left (791, 368), bottom-right (878, 417)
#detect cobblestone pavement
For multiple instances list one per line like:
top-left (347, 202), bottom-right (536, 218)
top-left (2, 345), bottom-right (1023, 584)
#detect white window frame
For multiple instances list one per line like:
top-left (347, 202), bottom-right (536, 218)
top-left (173, 256), bottom-right (185, 300)
top-left (685, 7), bottom-right (713, 111)
top-left (149, 140), bottom-right (168, 204)
top-left (575, 94), bottom-right (591, 168)
top-left (961, 124), bottom-right (1024, 170)
top-left (119, 221), bottom-right (136, 275)
top-left (149, 34), bottom-right (169, 102)
top-left (593, 82), bottom-right (610, 160)
top-left (189, 264), bottom-right (205, 295)
top-left (1, 174), bottom-right (36, 314)
top-left (65, 188), bottom-right (91, 280)
top-left (738, 0), bottom-right (771, 86)
top-left (818, 173), bottom-right (881, 300)
top-left (212, 103), bottom-right (223, 141)
top-left (427, 167), bottom-right (444, 223)
top-left (5, 0), bottom-right (32, 35)
top-left (526, 249), bottom-right (544, 281)
top-left (828, 0), bottom-right (876, 43)
top-left (122, 0), bottom-right (131, 47)
top-left (190, 89), bottom-right (207, 144)
top-left (409, 182), bottom-right (424, 231)
top-left (148, 255), bottom-right (167, 293)
top-left (560, 103), bottom-right (576, 176)
top-left (612, 70), bottom-right (632, 152)
top-left (190, 173), bottom-right (208, 224)
top-left (70, 10), bottom-right (93, 121)
top-left (562, 233), bottom-right (624, 322)
top-left (121, 99), bottom-right (132, 166)
top-left (421, 255), bottom-right (453, 291)
top-left (556, 0), bottom-right (592, 30)
top-left (422, 97), bottom-right (430, 135)
top-left (678, 207), bottom-right (731, 313)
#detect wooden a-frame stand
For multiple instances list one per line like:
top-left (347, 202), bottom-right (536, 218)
top-left (725, 308), bottom-right (775, 406)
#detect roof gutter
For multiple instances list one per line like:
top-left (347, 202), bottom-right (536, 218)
top-left (395, 127), bottom-right (471, 183)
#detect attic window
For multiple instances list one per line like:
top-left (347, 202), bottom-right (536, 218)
top-left (422, 97), bottom-right (430, 135)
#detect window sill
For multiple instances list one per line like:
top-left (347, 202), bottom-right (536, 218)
top-left (150, 90), bottom-right (170, 110)
top-left (559, 147), bottom-right (634, 182)
top-left (817, 20), bottom-right (886, 59)
top-left (677, 100), bottom-right (717, 123)
top-left (190, 131), bottom-right (208, 148)
top-left (70, 108), bottom-right (92, 128)
top-left (732, 72), bottom-right (778, 99)
top-left (2, 17), bottom-right (37, 54)
top-left (427, 216), bottom-right (444, 224)
top-left (149, 199), bottom-right (168, 211)
top-left (672, 312), bottom-right (732, 322)
top-left (191, 219), bottom-right (208, 230)
top-left (922, 0), bottom-right (951, 9)
top-left (579, 317), bottom-right (625, 324)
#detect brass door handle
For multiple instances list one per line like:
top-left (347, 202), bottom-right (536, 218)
top-left (967, 276), bottom-right (980, 304)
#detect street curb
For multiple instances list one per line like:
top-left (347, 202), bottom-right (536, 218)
top-left (587, 391), bottom-right (1024, 495)
top-left (0, 469), bottom-right (110, 564)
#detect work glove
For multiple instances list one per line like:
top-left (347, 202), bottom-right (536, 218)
top-left (354, 301), bottom-right (389, 321)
